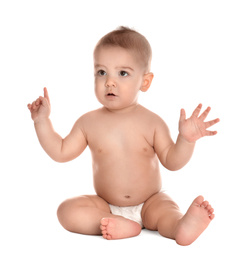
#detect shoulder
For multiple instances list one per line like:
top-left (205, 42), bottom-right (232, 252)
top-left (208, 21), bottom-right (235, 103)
top-left (136, 105), bottom-right (168, 126)
top-left (72, 108), bottom-right (104, 132)
top-left (76, 108), bottom-right (103, 122)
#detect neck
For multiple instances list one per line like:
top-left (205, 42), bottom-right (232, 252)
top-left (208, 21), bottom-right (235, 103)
top-left (104, 103), bottom-right (140, 114)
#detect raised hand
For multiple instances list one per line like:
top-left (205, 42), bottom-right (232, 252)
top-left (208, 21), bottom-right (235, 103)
top-left (27, 87), bottom-right (51, 122)
top-left (179, 104), bottom-right (220, 143)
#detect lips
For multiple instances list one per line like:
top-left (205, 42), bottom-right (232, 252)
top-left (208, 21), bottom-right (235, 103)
top-left (105, 92), bottom-right (117, 100)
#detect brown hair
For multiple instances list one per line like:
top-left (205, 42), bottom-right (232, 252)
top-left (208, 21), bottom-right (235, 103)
top-left (94, 26), bottom-right (152, 72)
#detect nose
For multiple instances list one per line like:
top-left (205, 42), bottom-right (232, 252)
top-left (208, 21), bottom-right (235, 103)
top-left (105, 77), bottom-right (116, 88)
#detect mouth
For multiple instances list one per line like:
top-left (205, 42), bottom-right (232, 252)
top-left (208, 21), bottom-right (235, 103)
top-left (107, 93), bottom-right (116, 96)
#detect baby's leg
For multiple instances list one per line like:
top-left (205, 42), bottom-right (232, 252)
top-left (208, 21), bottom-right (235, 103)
top-left (57, 195), bottom-right (141, 239)
top-left (142, 192), bottom-right (214, 246)
top-left (57, 195), bottom-right (113, 235)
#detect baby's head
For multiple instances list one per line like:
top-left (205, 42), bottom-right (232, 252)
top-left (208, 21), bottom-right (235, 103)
top-left (94, 26), bottom-right (152, 73)
top-left (93, 27), bottom-right (154, 111)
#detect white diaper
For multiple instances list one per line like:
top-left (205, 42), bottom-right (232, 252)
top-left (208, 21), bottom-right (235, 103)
top-left (109, 203), bottom-right (144, 228)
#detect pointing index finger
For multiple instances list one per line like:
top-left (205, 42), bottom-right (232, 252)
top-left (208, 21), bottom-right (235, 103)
top-left (44, 87), bottom-right (50, 105)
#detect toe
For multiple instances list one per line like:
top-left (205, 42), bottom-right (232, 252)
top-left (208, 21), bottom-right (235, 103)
top-left (100, 224), bottom-right (106, 231)
top-left (209, 208), bottom-right (214, 214)
top-left (208, 208), bottom-right (214, 220)
top-left (202, 201), bottom-right (209, 208)
top-left (101, 218), bottom-right (109, 226)
top-left (206, 204), bottom-right (212, 211)
top-left (193, 195), bottom-right (204, 206)
top-left (103, 233), bottom-right (112, 240)
top-left (209, 213), bottom-right (215, 220)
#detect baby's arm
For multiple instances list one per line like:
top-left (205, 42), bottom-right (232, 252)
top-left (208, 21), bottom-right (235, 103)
top-left (154, 104), bottom-right (220, 171)
top-left (27, 88), bottom-right (87, 162)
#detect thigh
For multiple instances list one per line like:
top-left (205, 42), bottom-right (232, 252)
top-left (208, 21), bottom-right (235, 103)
top-left (141, 192), bottom-right (181, 231)
top-left (57, 194), bottom-right (111, 216)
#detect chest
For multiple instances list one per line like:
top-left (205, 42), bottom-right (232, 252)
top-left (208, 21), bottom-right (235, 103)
top-left (86, 115), bottom-right (154, 153)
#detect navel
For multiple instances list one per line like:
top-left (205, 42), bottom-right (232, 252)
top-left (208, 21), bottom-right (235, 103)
top-left (125, 195), bottom-right (131, 199)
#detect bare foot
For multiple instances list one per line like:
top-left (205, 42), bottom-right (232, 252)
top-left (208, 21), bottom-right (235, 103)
top-left (175, 196), bottom-right (215, 246)
top-left (100, 217), bottom-right (142, 240)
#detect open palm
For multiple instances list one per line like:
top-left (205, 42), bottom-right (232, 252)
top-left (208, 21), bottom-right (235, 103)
top-left (179, 104), bottom-right (220, 143)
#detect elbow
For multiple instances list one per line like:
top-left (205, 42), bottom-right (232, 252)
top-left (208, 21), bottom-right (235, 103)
top-left (166, 165), bottom-right (184, 171)
top-left (48, 153), bottom-right (69, 163)
top-left (163, 156), bottom-right (190, 171)
top-left (162, 160), bottom-right (185, 171)
top-left (50, 153), bottom-right (77, 163)
top-left (53, 157), bottom-right (67, 163)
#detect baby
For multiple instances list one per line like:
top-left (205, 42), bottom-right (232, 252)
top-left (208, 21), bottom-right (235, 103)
top-left (28, 27), bottom-right (219, 245)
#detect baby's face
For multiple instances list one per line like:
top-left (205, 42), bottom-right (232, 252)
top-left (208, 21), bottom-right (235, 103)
top-left (94, 46), bottom-right (146, 111)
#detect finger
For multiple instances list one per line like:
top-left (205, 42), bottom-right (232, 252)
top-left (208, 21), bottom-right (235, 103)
top-left (180, 108), bottom-right (186, 122)
top-left (27, 104), bottom-right (32, 110)
top-left (32, 101), bottom-right (37, 110)
top-left (28, 103), bottom-right (34, 111)
top-left (192, 103), bottom-right (202, 117)
top-left (35, 98), bottom-right (41, 106)
top-left (205, 118), bottom-right (220, 129)
top-left (199, 106), bottom-right (211, 121)
top-left (39, 96), bottom-right (46, 106)
top-left (205, 130), bottom-right (218, 136)
top-left (44, 87), bottom-right (50, 105)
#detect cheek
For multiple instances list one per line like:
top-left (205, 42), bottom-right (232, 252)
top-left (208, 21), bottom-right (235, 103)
top-left (128, 78), bottom-right (143, 93)
top-left (94, 77), bottom-right (100, 86)
top-left (94, 78), bottom-right (104, 91)
top-left (94, 81), bottom-right (103, 98)
top-left (124, 85), bottom-right (140, 101)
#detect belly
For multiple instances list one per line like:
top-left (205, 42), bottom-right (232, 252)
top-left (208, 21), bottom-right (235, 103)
top-left (92, 155), bottom-right (162, 206)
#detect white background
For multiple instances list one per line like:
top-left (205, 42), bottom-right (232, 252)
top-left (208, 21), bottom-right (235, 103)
top-left (1, 0), bottom-right (250, 259)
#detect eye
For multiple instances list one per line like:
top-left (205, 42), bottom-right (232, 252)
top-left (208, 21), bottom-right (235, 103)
top-left (119, 71), bottom-right (129, 77)
top-left (97, 70), bottom-right (106, 76)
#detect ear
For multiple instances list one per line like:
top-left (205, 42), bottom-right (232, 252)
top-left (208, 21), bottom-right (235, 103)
top-left (140, 73), bottom-right (154, 92)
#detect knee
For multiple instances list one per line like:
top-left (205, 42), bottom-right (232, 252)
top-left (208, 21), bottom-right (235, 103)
top-left (142, 199), bottom-right (181, 231)
top-left (57, 199), bottom-right (72, 231)
top-left (57, 199), bottom-right (69, 219)
top-left (57, 196), bottom-right (95, 231)
top-left (57, 197), bottom-right (83, 230)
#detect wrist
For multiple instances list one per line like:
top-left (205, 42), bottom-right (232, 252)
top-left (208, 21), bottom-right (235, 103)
top-left (33, 116), bottom-right (50, 125)
top-left (177, 133), bottom-right (196, 145)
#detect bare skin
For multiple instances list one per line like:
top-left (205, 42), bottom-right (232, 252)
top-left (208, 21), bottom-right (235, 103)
top-left (100, 194), bottom-right (214, 243)
top-left (28, 46), bottom-right (219, 245)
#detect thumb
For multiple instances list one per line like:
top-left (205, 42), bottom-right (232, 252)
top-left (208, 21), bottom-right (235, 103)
top-left (180, 108), bottom-right (186, 122)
